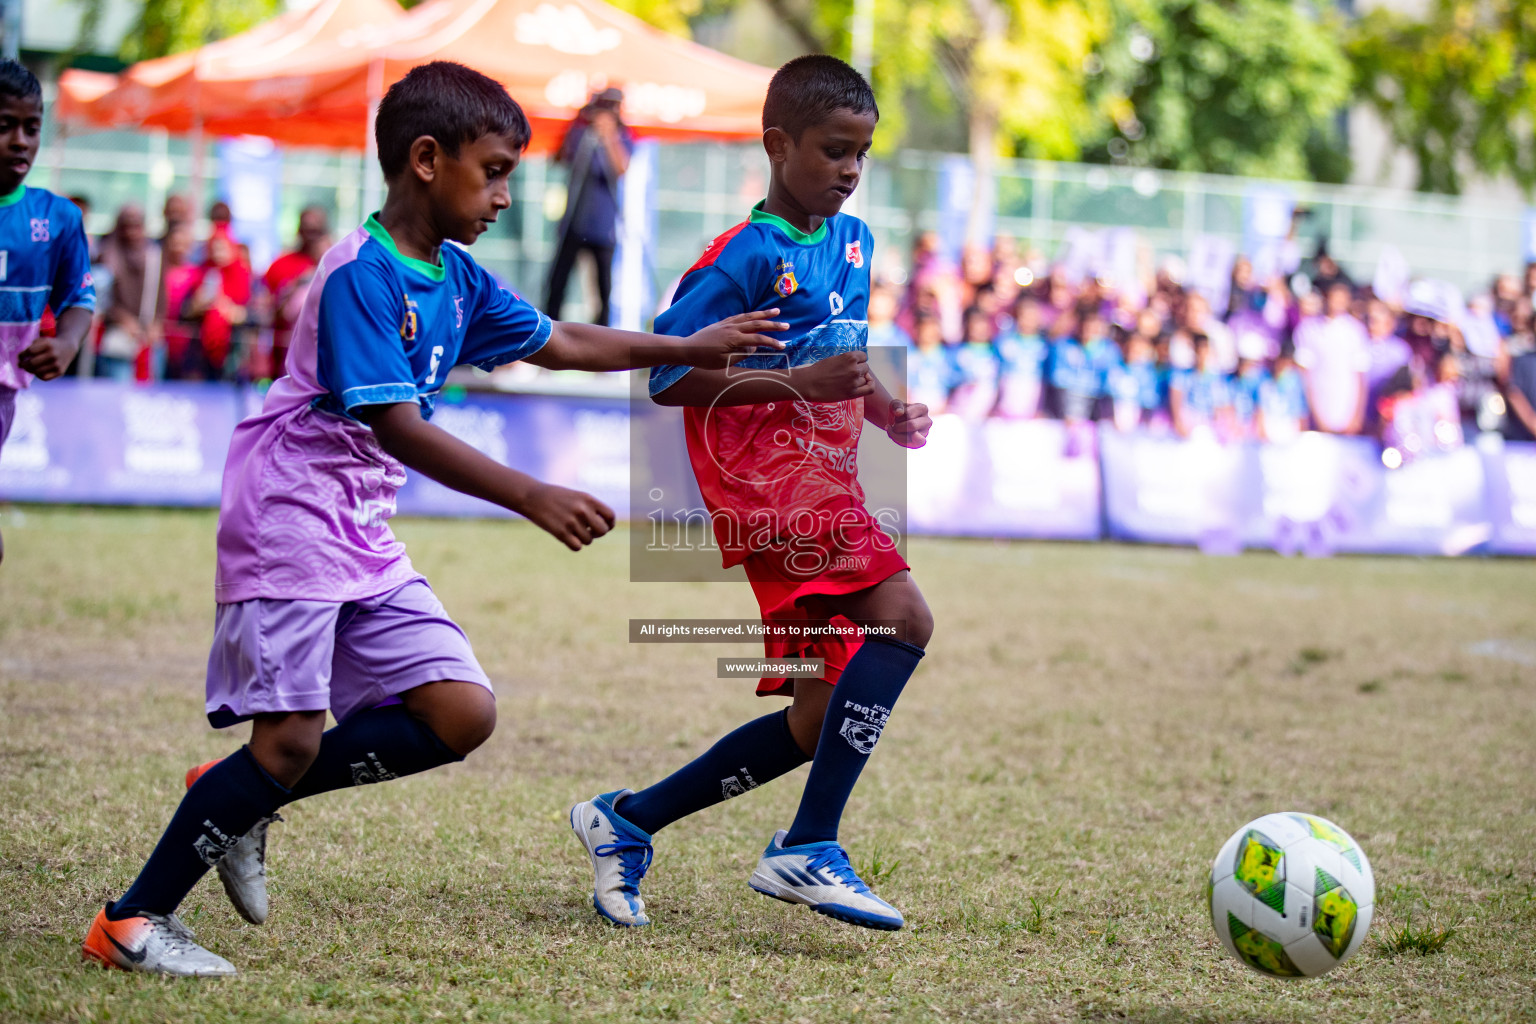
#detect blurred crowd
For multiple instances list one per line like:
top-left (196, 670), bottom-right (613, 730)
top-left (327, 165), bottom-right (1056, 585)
top-left (879, 232), bottom-right (1536, 459)
top-left (65, 194), bottom-right (330, 384)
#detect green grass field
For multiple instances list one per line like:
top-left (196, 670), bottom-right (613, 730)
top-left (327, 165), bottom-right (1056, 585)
top-left (1, 506), bottom-right (1534, 1023)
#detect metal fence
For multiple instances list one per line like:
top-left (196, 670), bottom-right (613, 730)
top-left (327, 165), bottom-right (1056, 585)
top-left (42, 113), bottom-right (1534, 312)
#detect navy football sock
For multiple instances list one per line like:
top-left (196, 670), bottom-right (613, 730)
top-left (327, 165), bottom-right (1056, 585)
top-left (784, 637), bottom-right (925, 847)
top-left (109, 745), bottom-right (288, 920)
top-left (285, 704), bottom-right (462, 803)
top-left (616, 709), bottom-right (810, 835)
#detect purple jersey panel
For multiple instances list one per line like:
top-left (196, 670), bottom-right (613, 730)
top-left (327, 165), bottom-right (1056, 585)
top-left (213, 219), bottom-right (550, 603)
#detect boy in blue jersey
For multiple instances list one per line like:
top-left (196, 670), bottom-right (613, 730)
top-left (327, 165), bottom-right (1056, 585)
top-left (996, 295), bottom-right (1048, 418)
top-left (1048, 308), bottom-right (1119, 424)
top-left (0, 60), bottom-right (95, 564)
top-left (570, 55), bottom-right (935, 933)
top-left (1169, 334), bottom-right (1234, 439)
top-left (82, 62), bottom-right (785, 977)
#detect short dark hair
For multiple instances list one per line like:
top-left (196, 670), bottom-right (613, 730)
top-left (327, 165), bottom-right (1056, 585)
top-left (0, 59), bottom-right (41, 105)
top-left (762, 54), bottom-right (877, 141)
top-left (375, 62), bottom-right (531, 179)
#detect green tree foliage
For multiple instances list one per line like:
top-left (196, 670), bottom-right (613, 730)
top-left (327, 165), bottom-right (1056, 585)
top-left (606, 0), bottom-right (732, 38)
top-left (729, 0), bottom-right (1109, 162)
top-left (643, 0), bottom-right (1107, 240)
top-left (619, 0), bottom-right (1352, 190)
top-left (1083, 0), bottom-right (1351, 179)
top-left (70, 0), bottom-right (284, 62)
top-left (1348, 0), bottom-right (1536, 195)
top-left (887, 0), bottom-right (1110, 240)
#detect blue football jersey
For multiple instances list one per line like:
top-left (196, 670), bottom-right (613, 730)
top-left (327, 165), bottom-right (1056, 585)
top-left (0, 185), bottom-right (95, 389)
top-left (308, 216), bottom-right (551, 420)
top-left (646, 202), bottom-right (875, 564)
top-left (649, 203), bottom-right (872, 394)
top-left (212, 216), bottom-right (552, 605)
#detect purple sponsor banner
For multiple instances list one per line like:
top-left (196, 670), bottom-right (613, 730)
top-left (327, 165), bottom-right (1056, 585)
top-left (1103, 427), bottom-right (1494, 556)
top-left (5, 382), bottom-right (1527, 559)
top-left (0, 380), bottom-right (241, 506)
top-left (1099, 424), bottom-right (1248, 551)
top-left (1247, 435), bottom-right (1490, 556)
top-left (1485, 440), bottom-right (1536, 556)
top-left (0, 382), bottom-right (630, 517)
top-left (395, 391), bottom-right (630, 519)
top-left (909, 417), bottom-right (1100, 540)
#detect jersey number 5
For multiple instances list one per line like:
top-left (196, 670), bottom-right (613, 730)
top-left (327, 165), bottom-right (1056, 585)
top-left (425, 345), bottom-right (445, 386)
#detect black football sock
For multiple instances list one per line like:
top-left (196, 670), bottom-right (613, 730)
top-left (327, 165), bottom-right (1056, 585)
top-left (615, 709), bottom-right (810, 835)
top-left (783, 637), bottom-right (925, 848)
top-left (108, 745), bottom-right (288, 920)
top-left (285, 704), bottom-right (463, 803)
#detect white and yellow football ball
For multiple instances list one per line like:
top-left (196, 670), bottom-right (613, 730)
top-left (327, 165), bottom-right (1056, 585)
top-left (1208, 812), bottom-right (1375, 978)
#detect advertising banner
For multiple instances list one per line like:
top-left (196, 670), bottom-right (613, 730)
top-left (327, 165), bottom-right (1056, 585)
top-left (1246, 434), bottom-right (1490, 557)
top-left (218, 136), bottom-right (284, 274)
top-left (0, 380), bottom-right (241, 505)
top-left (1099, 426), bottom-right (1248, 551)
top-left (395, 391), bottom-right (630, 519)
top-left (4, 382), bottom-right (1533, 561)
top-left (611, 139), bottom-right (658, 331)
top-left (910, 416), bottom-right (1101, 540)
top-left (1102, 427), bottom-right (1495, 557)
top-left (1485, 439), bottom-right (1536, 556)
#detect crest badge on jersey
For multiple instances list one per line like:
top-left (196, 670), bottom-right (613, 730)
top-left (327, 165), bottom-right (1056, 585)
top-left (845, 241), bottom-right (863, 268)
top-left (773, 257), bottom-right (798, 298)
top-left (400, 294), bottom-right (419, 341)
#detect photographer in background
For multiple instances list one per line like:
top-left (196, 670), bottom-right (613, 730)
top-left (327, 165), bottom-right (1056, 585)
top-left (545, 88), bottom-right (632, 326)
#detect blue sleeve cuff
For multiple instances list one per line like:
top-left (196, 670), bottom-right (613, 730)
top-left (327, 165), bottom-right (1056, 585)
top-left (342, 383), bottom-right (419, 409)
top-left (527, 311), bottom-right (553, 353)
top-left (468, 311), bottom-right (553, 371)
top-left (648, 363), bottom-right (692, 397)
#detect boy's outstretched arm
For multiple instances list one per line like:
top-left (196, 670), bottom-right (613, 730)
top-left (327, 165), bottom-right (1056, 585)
top-left (356, 401), bottom-right (614, 551)
top-left (526, 310), bottom-right (787, 373)
top-left (653, 350), bottom-right (874, 407)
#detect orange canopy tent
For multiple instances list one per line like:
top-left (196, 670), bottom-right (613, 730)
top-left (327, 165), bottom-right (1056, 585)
top-left (57, 0), bottom-right (775, 153)
top-left (56, 0), bottom-right (406, 149)
top-left (371, 0), bottom-right (774, 153)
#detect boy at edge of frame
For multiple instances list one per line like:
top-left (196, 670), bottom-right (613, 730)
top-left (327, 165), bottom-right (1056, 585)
top-left (0, 59), bottom-right (96, 565)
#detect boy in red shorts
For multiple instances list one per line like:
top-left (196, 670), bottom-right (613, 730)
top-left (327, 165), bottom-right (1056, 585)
top-left (570, 55), bottom-right (933, 931)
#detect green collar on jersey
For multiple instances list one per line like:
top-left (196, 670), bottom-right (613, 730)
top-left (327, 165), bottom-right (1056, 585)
top-left (364, 213), bottom-right (446, 281)
top-left (750, 201), bottom-right (828, 246)
top-left (0, 184), bottom-right (26, 208)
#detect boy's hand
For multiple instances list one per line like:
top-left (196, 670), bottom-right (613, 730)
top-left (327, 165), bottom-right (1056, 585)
top-left (680, 309), bottom-right (788, 369)
top-left (17, 334), bottom-right (80, 381)
top-left (885, 399), bottom-right (931, 448)
top-left (796, 350), bottom-right (875, 403)
top-left (523, 482), bottom-right (616, 551)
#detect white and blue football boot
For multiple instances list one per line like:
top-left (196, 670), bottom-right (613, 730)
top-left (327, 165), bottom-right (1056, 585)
top-left (748, 830), bottom-right (904, 931)
top-left (569, 789), bottom-right (653, 927)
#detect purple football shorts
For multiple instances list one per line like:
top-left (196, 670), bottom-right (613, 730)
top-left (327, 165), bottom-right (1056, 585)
top-left (205, 577), bottom-right (491, 728)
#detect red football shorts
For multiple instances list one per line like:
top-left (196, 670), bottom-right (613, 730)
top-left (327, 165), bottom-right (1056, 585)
top-left (740, 499), bottom-right (910, 696)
